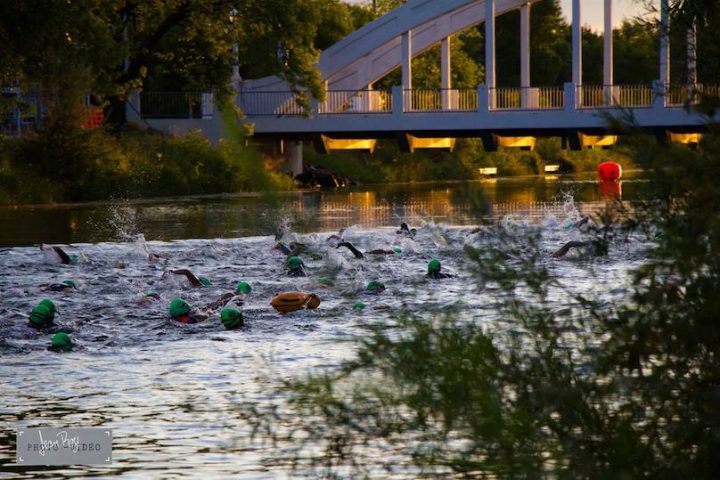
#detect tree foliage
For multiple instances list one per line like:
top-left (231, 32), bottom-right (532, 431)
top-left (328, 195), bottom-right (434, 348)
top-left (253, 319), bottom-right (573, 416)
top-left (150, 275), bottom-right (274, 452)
top-left (0, 0), bottom-right (330, 130)
top-left (237, 1), bottom-right (720, 477)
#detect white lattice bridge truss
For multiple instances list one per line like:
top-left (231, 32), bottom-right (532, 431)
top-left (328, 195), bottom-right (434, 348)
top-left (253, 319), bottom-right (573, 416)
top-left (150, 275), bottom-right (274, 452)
top-left (236, 0), bottom-right (712, 157)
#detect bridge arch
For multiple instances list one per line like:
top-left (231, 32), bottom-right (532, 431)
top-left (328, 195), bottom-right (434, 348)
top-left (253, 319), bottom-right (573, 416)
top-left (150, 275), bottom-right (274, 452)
top-left (244, 0), bottom-right (538, 93)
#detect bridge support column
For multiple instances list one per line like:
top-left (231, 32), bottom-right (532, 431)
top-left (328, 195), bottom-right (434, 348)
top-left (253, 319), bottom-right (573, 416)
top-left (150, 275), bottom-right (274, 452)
top-left (659, 0), bottom-right (670, 107)
top-left (564, 82), bottom-right (576, 112)
top-left (286, 141), bottom-right (303, 177)
top-left (520, 3), bottom-right (531, 109)
top-left (441, 36), bottom-right (453, 110)
top-left (603, 0), bottom-right (614, 104)
top-left (652, 80), bottom-right (666, 111)
top-left (402, 30), bottom-right (413, 110)
top-left (485, 0), bottom-right (496, 110)
top-left (392, 85), bottom-right (404, 115)
top-left (572, 0), bottom-right (582, 104)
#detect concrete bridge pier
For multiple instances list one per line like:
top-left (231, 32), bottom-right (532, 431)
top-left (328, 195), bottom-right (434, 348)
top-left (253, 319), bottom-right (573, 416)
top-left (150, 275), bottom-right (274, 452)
top-left (285, 140), bottom-right (304, 177)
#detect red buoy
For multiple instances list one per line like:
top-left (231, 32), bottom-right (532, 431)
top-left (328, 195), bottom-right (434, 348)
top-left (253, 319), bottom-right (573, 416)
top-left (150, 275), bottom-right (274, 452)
top-left (598, 180), bottom-right (622, 199)
top-left (597, 161), bottom-right (622, 182)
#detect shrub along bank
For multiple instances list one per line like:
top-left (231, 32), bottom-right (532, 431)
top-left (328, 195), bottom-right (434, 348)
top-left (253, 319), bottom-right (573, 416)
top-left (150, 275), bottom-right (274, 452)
top-left (0, 128), bottom-right (294, 205)
top-left (306, 137), bottom-right (636, 184)
top-left (0, 129), bottom-right (636, 206)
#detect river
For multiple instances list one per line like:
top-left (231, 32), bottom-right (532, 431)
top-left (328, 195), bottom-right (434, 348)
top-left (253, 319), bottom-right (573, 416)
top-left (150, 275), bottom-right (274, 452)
top-left (0, 174), bottom-right (651, 478)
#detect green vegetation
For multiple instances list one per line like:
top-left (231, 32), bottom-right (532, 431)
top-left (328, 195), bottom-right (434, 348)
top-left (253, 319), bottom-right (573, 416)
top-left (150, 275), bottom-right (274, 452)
top-left (0, 126), bottom-right (293, 205)
top-left (242, 106), bottom-right (720, 480)
top-left (1, 0), bottom-right (714, 203)
top-left (306, 138), bottom-right (635, 184)
top-left (235, 2), bottom-right (720, 477)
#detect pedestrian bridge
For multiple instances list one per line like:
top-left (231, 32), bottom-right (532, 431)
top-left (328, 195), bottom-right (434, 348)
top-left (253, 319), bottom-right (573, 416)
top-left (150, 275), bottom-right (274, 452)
top-left (132, 0), bottom-right (713, 171)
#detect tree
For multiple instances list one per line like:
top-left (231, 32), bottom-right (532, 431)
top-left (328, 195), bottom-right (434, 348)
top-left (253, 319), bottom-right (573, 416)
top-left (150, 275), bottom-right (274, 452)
top-left (236, 2), bottom-right (720, 476)
top-left (0, 0), bottom-right (327, 130)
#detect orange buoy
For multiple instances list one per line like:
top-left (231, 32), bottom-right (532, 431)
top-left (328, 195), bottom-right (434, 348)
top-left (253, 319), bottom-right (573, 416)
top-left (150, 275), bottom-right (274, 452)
top-left (270, 292), bottom-right (321, 314)
top-left (597, 161), bottom-right (622, 182)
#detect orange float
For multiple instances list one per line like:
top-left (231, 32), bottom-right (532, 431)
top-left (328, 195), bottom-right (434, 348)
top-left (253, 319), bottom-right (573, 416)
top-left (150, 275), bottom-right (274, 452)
top-left (271, 292), bottom-right (321, 314)
top-left (597, 161), bottom-right (622, 182)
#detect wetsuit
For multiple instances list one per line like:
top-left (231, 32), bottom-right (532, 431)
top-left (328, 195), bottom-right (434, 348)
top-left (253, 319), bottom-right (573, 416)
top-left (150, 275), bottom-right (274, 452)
top-left (171, 313), bottom-right (208, 324)
top-left (337, 242), bottom-right (397, 259)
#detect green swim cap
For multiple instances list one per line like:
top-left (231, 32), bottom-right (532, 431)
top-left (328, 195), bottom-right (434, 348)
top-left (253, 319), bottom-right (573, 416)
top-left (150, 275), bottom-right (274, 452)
top-left (366, 280), bottom-right (385, 292)
top-left (199, 276), bottom-right (212, 286)
top-left (144, 292), bottom-right (160, 299)
top-left (235, 281), bottom-right (252, 294)
top-left (318, 277), bottom-right (335, 287)
top-left (168, 298), bottom-right (191, 318)
top-left (393, 247), bottom-right (402, 254)
top-left (428, 259), bottom-right (441, 273)
top-left (29, 304), bottom-right (54, 327)
top-left (50, 332), bottom-right (73, 352)
top-left (353, 301), bottom-right (366, 310)
top-left (62, 280), bottom-right (78, 289)
top-left (287, 256), bottom-right (304, 270)
top-left (39, 299), bottom-right (56, 315)
top-left (70, 255), bottom-right (80, 265)
top-left (220, 308), bottom-right (244, 329)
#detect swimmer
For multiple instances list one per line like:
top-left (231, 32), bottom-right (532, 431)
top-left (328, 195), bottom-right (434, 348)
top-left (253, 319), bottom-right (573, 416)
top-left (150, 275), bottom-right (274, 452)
top-left (167, 298), bottom-right (208, 324)
top-left (220, 308), bottom-right (244, 330)
top-left (287, 256), bottom-right (307, 277)
top-left (396, 222), bottom-right (417, 238)
top-left (137, 292), bottom-right (161, 305)
top-left (365, 280), bottom-right (386, 294)
top-left (204, 281), bottom-right (251, 311)
top-left (274, 242), bottom-right (304, 257)
top-left (41, 244), bottom-right (79, 265)
top-left (336, 241), bottom-right (401, 260)
top-left (325, 228), bottom-right (347, 247)
top-left (148, 251), bottom-right (165, 263)
top-left (165, 269), bottom-right (212, 287)
top-left (27, 299), bottom-right (69, 333)
top-left (48, 332), bottom-right (73, 352)
top-left (573, 215), bottom-right (590, 229)
top-left (551, 239), bottom-right (608, 258)
top-left (46, 280), bottom-right (79, 292)
top-left (426, 259), bottom-right (453, 279)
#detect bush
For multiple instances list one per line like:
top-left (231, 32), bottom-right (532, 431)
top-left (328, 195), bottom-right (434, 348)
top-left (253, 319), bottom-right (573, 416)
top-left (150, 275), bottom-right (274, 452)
top-left (239, 129), bottom-right (720, 477)
top-left (0, 122), bottom-right (293, 205)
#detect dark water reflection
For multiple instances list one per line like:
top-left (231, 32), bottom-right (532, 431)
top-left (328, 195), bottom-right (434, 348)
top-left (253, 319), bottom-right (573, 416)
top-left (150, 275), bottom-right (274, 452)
top-left (0, 173), bottom-right (644, 246)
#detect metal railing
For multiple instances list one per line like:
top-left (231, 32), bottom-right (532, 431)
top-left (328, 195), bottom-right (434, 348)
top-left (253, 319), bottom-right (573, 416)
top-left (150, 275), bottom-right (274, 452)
top-left (140, 92), bottom-right (206, 119)
top-left (319, 90), bottom-right (391, 114)
top-left (667, 84), bottom-right (720, 106)
top-left (579, 84), bottom-right (653, 108)
top-left (404, 89), bottom-right (477, 112)
top-left (238, 91), bottom-right (307, 116)
top-left (234, 84), bottom-right (720, 116)
top-left (490, 87), bottom-right (564, 111)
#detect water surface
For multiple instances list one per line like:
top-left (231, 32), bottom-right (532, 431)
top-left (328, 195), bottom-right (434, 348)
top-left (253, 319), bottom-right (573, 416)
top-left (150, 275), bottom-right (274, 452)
top-left (0, 175), bottom-right (650, 478)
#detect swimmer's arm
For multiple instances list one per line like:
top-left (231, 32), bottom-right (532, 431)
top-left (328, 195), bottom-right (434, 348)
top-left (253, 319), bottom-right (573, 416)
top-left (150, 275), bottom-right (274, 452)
top-left (52, 246), bottom-right (72, 264)
top-left (551, 241), bottom-right (588, 258)
top-left (172, 269), bottom-right (203, 287)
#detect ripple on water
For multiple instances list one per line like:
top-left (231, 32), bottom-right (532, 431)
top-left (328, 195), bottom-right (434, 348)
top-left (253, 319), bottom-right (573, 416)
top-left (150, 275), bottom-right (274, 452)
top-left (0, 213), bottom-right (651, 478)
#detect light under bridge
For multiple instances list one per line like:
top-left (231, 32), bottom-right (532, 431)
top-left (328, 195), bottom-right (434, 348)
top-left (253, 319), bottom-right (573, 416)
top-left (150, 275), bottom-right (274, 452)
top-left (132, 0), bottom-right (716, 174)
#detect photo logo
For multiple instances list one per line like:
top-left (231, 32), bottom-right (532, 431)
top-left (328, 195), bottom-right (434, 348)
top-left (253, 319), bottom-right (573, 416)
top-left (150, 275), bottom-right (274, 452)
top-left (17, 428), bottom-right (112, 465)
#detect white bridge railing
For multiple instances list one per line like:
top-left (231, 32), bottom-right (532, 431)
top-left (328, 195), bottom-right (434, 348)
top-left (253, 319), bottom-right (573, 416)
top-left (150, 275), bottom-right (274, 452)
top-left (233, 84), bottom-right (719, 117)
top-left (319, 90), bottom-right (392, 114)
top-left (491, 87), bottom-right (565, 110)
